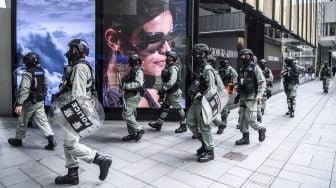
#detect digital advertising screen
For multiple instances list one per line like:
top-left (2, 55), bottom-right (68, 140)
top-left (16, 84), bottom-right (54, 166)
top-left (100, 0), bottom-right (188, 109)
top-left (16, 0), bottom-right (95, 106)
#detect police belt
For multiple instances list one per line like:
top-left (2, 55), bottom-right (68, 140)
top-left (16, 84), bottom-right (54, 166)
top-left (166, 84), bottom-right (180, 94)
top-left (124, 88), bottom-right (142, 95)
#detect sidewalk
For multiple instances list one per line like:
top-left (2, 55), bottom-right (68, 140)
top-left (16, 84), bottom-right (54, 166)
top-left (0, 78), bottom-right (336, 188)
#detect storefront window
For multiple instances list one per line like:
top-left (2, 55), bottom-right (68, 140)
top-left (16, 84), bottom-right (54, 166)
top-left (99, 0), bottom-right (188, 108)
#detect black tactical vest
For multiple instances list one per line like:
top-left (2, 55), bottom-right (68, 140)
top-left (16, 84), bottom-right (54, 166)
top-left (263, 68), bottom-right (270, 79)
top-left (238, 63), bottom-right (258, 94)
top-left (284, 66), bottom-right (299, 84)
top-left (26, 67), bottom-right (46, 103)
top-left (161, 63), bottom-right (182, 93)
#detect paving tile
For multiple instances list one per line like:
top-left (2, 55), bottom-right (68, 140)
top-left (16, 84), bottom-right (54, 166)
top-left (150, 152), bottom-right (189, 168)
top-left (19, 161), bottom-right (54, 178)
top-left (182, 160), bottom-right (232, 180)
top-left (166, 169), bottom-right (214, 188)
top-left (257, 165), bottom-right (281, 176)
top-left (217, 173), bottom-right (246, 187)
top-left (105, 169), bottom-right (148, 188)
top-left (271, 178), bottom-right (300, 188)
top-left (134, 163), bottom-right (175, 183)
top-left (227, 166), bottom-right (253, 178)
top-left (33, 172), bottom-right (58, 186)
top-left (208, 182), bottom-right (233, 188)
top-left (120, 158), bottom-right (159, 176)
top-left (278, 170), bottom-right (330, 188)
top-left (288, 152), bottom-right (313, 167)
top-left (7, 179), bottom-right (41, 188)
top-left (241, 180), bottom-right (268, 188)
top-left (137, 144), bottom-right (167, 157)
top-left (249, 172), bottom-right (275, 185)
top-left (284, 163), bottom-right (331, 179)
top-left (309, 155), bottom-right (334, 172)
top-left (151, 176), bottom-right (193, 188)
top-left (0, 171), bottom-right (30, 187)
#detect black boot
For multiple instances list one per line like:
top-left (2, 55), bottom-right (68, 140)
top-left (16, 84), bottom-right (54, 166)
top-left (135, 130), bottom-right (145, 141)
top-left (261, 109), bottom-right (265, 115)
top-left (257, 115), bottom-right (262, 123)
top-left (55, 167), bottom-right (79, 185)
top-left (290, 111), bottom-right (295, 118)
top-left (122, 134), bottom-right (137, 141)
top-left (27, 121), bottom-right (33, 128)
top-left (45, 135), bottom-right (57, 150)
top-left (148, 122), bottom-right (162, 131)
top-left (236, 124), bottom-right (240, 129)
top-left (198, 150), bottom-right (214, 162)
top-left (8, 138), bottom-right (22, 147)
top-left (258, 127), bottom-right (266, 142)
top-left (235, 133), bottom-right (250, 145)
top-left (175, 124), bottom-right (187, 133)
top-left (93, 153), bottom-right (112, 181)
top-left (217, 124), bottom-right (226, 134)
top-left (286, 108), bottom-right (291, 115)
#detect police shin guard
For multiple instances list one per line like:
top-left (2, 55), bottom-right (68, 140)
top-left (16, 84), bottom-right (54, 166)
top-left (8, 138), bottom-right (22, 147)
top-left (235, 133), bottom-right (250, 145)
top-left (257, 115), bottom-right (262, 123)
top-left (286, 108), bottom-right (292, 115)
top-left (55, 167), bottom-right (79, 185)
top-left (93, 153), bottom-right (112, 181)
top-left (196, 138), bottom-right (206, 156)
top-left (45, 135), bottom-right (57, 150)
top-left (198, 149), bottom-right (214, 163)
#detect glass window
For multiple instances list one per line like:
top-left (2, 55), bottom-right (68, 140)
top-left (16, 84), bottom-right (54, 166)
top-left (274, 0), bottom-right (281, 23)
top-left (246, 0), bottom-right (256, 8)
top-left (291, 0), bottom-right (298, 35)
top-left (263, 0), bottom-right (273, 19)
top-left (330, 23), bottom-right (336, 36)
top-left (298, 0), bottom-right (302, 37)
top-left (303, 0), bottom-right (307, 40)
top-left (283, 0), bottom-right (291, 30)
top-left (258, 0), bottom-right (264, 12)
top-left (307, 0), bottom-right (311, 44)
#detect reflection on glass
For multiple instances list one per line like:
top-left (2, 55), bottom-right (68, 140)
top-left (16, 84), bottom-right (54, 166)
top-left (292, 0), bottom-right (298, 35)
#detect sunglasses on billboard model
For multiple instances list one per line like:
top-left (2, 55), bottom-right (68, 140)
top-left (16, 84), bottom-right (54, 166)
top-left (118, 25), bottom-right (180, 55)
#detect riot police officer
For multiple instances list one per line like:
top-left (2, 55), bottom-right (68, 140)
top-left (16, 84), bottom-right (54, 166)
top-left (121, 54), bottom-right (145, 142)
top-left (148, 51), bottom-right (186, 133)
top-left (55, 39), bottom-right (112, 185)
top-left (8, 52), bottom-right (57, 150)
top-left (217, 54), bottom-right (238, 134)
top-left (281, 57), bottom-right (300, 118)
top-left (236, 49), bottom-right (266, 145)
top-left (187, 43), bottom-right (220, 162)
top-left (319, 62), bottom-right (331, 93)
top-left (257, 59), bottom-right (274, 122)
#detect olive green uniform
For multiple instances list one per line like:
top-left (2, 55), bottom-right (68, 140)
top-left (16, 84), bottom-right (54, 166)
top-left (64, 61), bottom-right (97, 168)
top-left (15, 67), bottom-right (55, 140)
top-left (187, 63), bottom-right (217, 150)
top-left (238, 63), bottom-right (266, 134)
top-left (156, 64), bottom-right (185, 125)
top-left (122, 67), bottom-right (144, 135)
top-left (319, 66), bottom-right (331, 92)
top-left (257, 67), bottom-right (273, 117)
top-left (281, 65), bottom-right (300, 113)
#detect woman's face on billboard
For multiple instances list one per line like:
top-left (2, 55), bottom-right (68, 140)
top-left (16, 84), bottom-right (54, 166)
top-left (122, 10), bottom-right (173, 76)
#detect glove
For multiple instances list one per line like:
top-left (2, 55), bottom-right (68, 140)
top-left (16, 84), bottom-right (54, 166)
top-left (267, 81), bottom-right (273, 87)
top-left (234, 94), bottom-right (240, 104)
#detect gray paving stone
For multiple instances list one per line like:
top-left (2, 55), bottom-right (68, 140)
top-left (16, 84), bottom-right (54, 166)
top-left (33, 172), bottom-right (58, 186)
top-left (134, 163), bottom-right (175, 183)
top-left (0, 171), bottom-right (30, 187)
top-left (208, 182), bottom-right (233, 188)
top-left (283, 163), bottom-right (331, 179)
top-left (120, 158), bottom-right (159, 176)
top-left (137, 144), bottom-right (167, 157)
top-left (19, 161), bottom-right (54, 178)
top-left (288, 152), bottom-right (314, 167)
top-left (150, 152), bottom-right (189, 168)
top-left (271, 177), bottom-right (300, 188)
top-left (278, 170), bottom-right (330, 188)
top-left (166, 169), bottom-right (214, 188)
top-left (257, 165), bottom-right (281, 176)
top-left (7, 179), bottom-right (41, 188)
top-left (226, 166), bottom-right (253, 178)
top-left (249, 172), bottom-right (275, 185)
top-left (241, 180), bottom-right (268, 188)
top-left (181, 160), bottom-right (232, 180)
top-left (217, 173), bottom-right (246, 187)
top-left (151, 176), bottom-right (193, 188)
top-left (309, 155), bottom-right (334, 172)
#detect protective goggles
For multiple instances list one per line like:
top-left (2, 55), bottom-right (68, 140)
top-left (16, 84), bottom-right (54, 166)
top-left (119, 26), bottom-right (179, 55)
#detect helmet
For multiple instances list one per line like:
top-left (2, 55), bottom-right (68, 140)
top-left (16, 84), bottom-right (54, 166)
top-left (23, 52), bottom-right (41, 67)
top-left (253, 56), bottom-right (258, 62)
top-left (68, 39), bottom-right (89, 56)
top-left (128, 54), bottom-right (142, 67)
top-left (258, 59), bottom-right (267, 68)
top-left (192, 43), bottom-right (210, 58)
top-left (239, 49), bottom-right (254, 57)
top-left (166, 51), bottom-right (178, 61)
top-left (285, 57), bottom-right (295, 66)
top-left (207, 54), bottom-right (216, 64)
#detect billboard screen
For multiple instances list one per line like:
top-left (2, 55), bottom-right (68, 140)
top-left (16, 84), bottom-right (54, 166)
top-left (100, 0), bottom-right (188, 109)
top-left (16, 0), bottom-right (95, 105)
